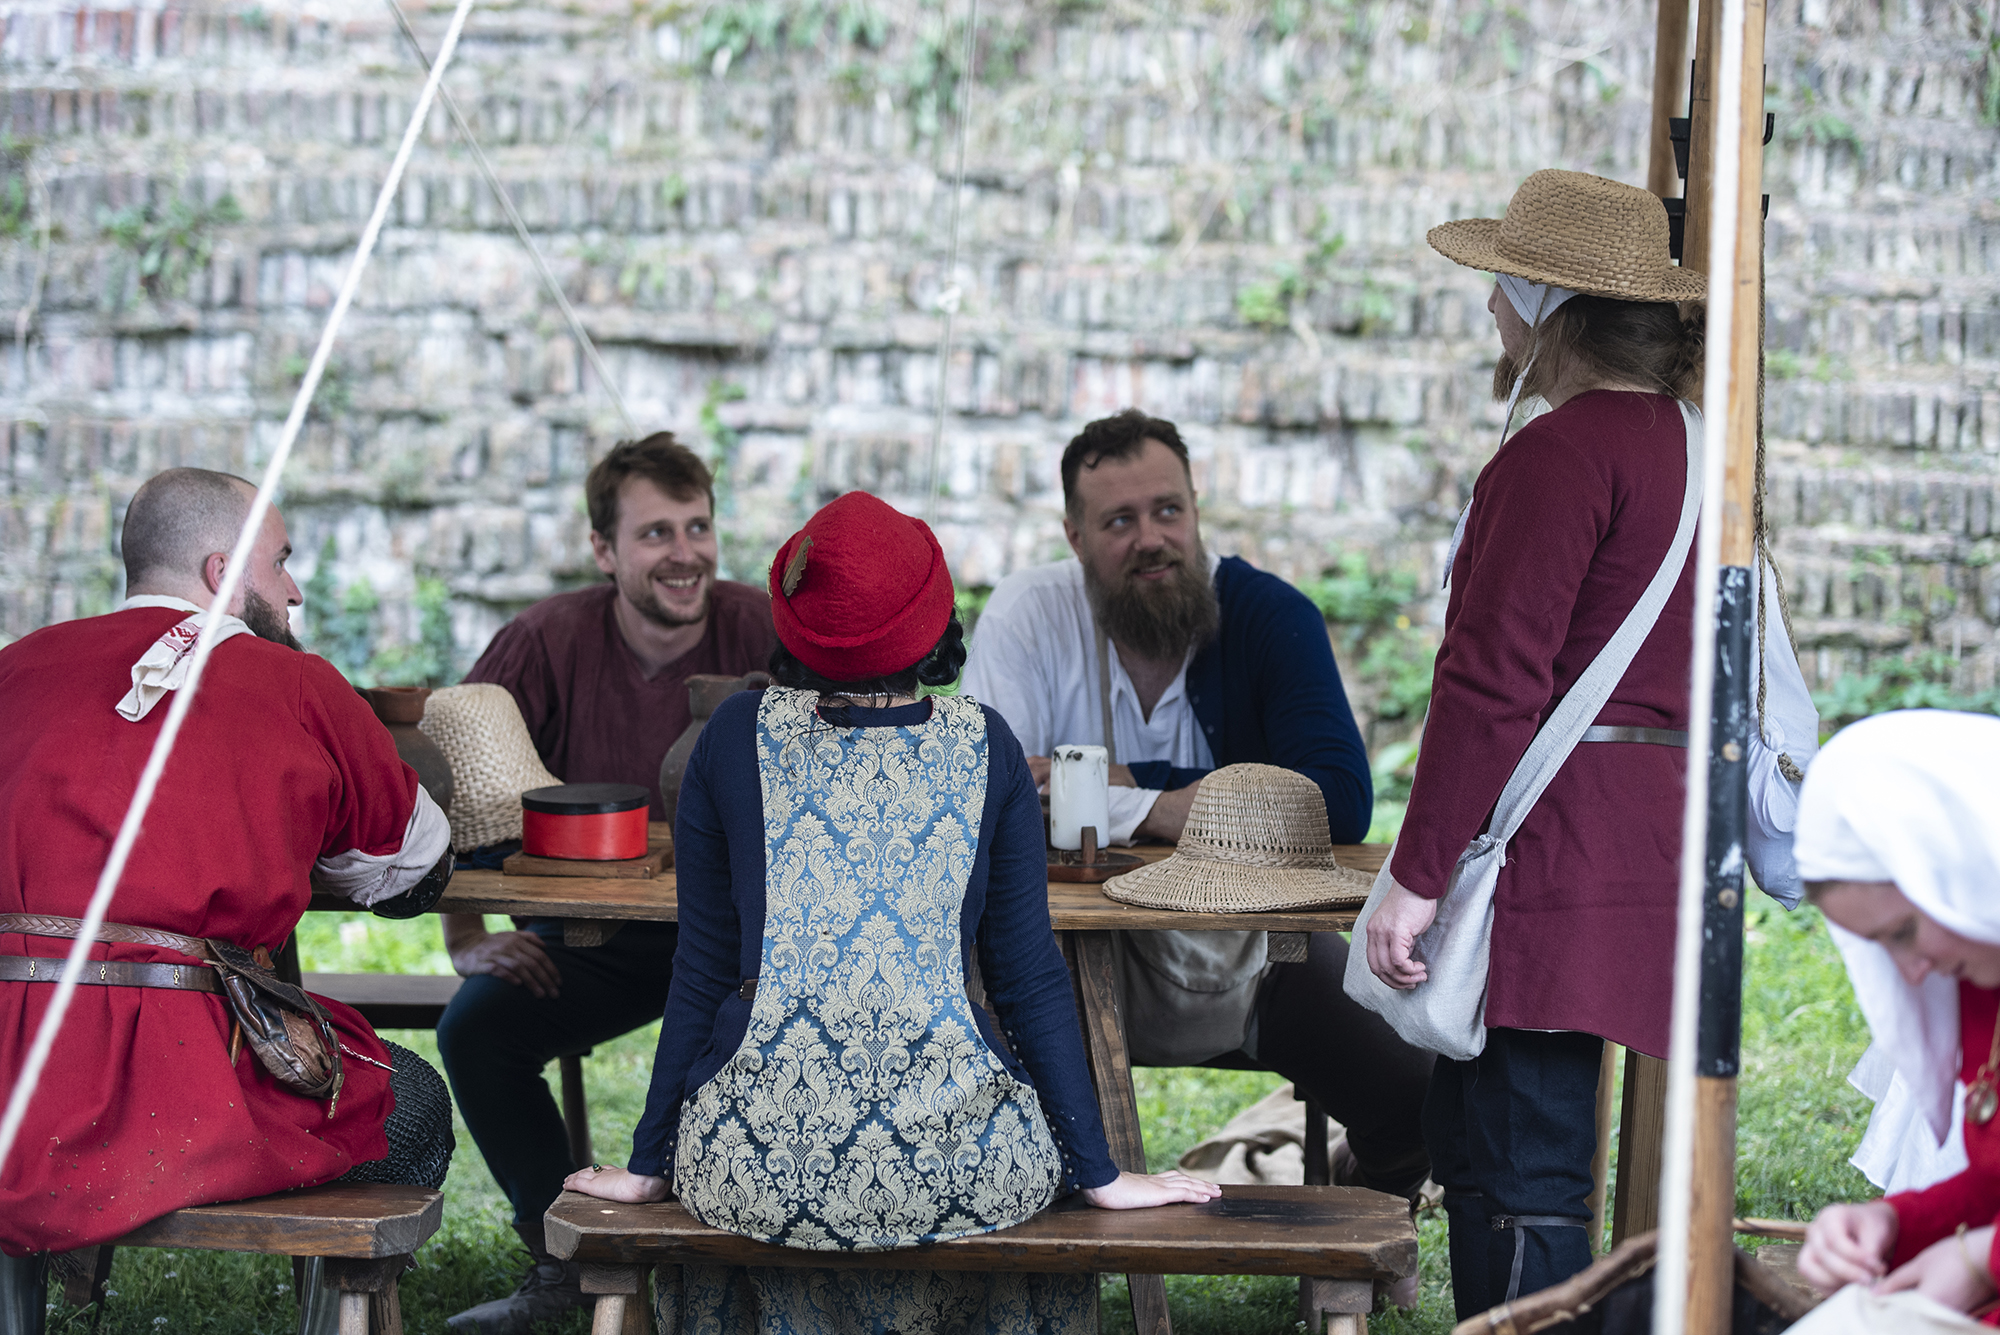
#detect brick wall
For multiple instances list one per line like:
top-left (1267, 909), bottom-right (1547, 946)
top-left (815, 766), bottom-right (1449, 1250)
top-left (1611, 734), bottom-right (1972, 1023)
top-left (3, 0), bottom-right (1996, 702)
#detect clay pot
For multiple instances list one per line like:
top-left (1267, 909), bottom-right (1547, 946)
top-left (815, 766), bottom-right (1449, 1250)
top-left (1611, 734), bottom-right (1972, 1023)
top-left (659, 671), bottom-right (771, 828)
top-left (360, 686), bottom-right (456, 813)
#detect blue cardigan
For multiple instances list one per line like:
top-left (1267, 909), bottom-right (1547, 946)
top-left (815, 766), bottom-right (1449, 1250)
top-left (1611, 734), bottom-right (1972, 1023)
top-left (627, 693), bottom-right (1120, 1193)
top-left (1124, 556), bottom-right (1374, 842)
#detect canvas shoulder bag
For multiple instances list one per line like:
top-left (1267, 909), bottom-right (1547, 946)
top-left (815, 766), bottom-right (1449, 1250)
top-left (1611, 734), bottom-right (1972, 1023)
top-left (1342, 399), bottom-right (1704, 1061)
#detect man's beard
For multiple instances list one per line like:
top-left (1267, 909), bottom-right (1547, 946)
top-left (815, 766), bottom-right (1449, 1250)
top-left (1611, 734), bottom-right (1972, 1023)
top-left (241, 589), bottom-right (302, 650)
top-left (620, 559), bottom-right (713, 629)
top-left (1083, 538), bottom-right (1220, 663)
top-left (1493, 347), bottom-right (1527, 401)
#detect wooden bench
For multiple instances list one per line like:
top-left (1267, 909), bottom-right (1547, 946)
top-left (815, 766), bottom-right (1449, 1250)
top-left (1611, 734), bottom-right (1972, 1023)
top-left (305, 971), bottom-right (597, 1166)
top-left (51, 1183), bottom-right (441, 1335)
top-left (545, 1184), bottom-right (1417, 1335)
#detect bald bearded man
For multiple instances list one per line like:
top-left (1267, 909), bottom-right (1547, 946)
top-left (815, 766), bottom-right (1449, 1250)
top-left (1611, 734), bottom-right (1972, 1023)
top-left (0, 469), bottom-right (455, 1327)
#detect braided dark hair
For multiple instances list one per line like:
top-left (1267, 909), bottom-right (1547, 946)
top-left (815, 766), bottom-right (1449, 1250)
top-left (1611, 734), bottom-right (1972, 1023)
top-left (767, 613), bottom-right (968, 699)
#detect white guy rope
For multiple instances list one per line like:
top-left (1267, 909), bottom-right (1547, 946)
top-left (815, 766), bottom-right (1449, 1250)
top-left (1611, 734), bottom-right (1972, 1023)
top-left (0, 0), bottom-right (483, 1174)
top-left (386, 0), bottom-right (639, 440)
top-left (1654, 0), bottom-right (1748, 1323)
top-left (922, 0), bottom-right (981, 527)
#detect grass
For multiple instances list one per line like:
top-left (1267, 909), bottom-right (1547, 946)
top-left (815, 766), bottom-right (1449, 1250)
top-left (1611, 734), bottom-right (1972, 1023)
top-left (43, 893), bottom-right (1872, 1334)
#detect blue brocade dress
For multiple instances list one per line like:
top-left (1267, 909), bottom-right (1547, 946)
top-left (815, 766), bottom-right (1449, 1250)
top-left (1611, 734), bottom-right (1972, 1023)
top-left (634, 687), bottom-right (1117, 1335)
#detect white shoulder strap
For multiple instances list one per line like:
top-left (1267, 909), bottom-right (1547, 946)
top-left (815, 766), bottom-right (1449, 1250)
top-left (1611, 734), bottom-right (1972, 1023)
top-left (1478, 399), bottom-right (1704, 855)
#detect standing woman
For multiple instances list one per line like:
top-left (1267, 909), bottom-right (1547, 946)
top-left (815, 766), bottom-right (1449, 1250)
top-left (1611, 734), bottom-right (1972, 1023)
top-left (1360, 170), bottom-right (1707, 1317)
top-left (567, 491), bottom-right (1216, 1332)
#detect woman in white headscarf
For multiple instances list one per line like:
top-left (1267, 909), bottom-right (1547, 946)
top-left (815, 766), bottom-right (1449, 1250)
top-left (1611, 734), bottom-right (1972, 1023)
top-left (1795, 709), bottom-right (2000, 1321)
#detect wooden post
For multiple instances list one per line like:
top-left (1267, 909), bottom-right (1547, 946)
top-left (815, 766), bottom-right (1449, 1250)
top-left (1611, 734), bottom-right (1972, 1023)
top-left (1676, 0), bottom-right (1767, 1325)
top-left (1587, 1043), bottom-right (1620, 1251)
top-left (1647, 0), bottom-right (1693, 199)
top-left (1611, 1051), bottom-right (1669, 1245)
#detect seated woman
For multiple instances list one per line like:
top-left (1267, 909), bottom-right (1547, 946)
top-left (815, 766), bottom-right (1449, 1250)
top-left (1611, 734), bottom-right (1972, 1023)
top-left (1795, 709), bottom-right (2000, 1320)
top-left (566, 490), bottom-right (1217, 1330)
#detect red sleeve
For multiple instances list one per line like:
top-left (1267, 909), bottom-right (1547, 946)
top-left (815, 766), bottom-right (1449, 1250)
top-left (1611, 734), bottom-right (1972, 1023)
top-left (298, 654), bottom-right (419, 858)
top-left (461, 617), bottom-right (563, 762)
top-left (1886, 1170), bottom-right (2000, 1266)
top-left (1392, 425), bottom-right (1613, 898)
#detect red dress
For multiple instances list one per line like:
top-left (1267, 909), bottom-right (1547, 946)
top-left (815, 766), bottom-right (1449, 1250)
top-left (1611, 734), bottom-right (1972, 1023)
top-left (1886, 982), bottom-right (2000, 1319)
top-left (0, 608), bottom-right (416, 1255)
top-left (1392, 390), bottom-right (1696, 1058)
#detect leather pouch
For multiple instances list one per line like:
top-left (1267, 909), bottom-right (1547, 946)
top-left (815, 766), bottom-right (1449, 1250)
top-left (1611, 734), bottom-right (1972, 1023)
top-left (204, 939), bottom-right (344, 1102)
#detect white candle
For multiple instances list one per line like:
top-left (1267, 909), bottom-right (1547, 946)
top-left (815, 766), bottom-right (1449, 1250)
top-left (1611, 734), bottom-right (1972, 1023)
top-left (1048, 744), bottom-right (1110, 852)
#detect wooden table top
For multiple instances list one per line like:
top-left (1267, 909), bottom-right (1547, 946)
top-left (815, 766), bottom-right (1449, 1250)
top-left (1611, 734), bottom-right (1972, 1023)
top-left (314, 843), bottom-right (1387, 934)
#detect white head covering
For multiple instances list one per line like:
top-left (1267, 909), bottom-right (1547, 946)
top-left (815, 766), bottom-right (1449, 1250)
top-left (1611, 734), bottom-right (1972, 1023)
top-left (1796, 709), bottom-right (2000, 1145)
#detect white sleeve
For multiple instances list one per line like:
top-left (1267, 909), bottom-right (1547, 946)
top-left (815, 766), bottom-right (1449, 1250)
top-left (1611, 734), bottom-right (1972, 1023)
top-left (962, 594), bottom-right (1060, 757)
top-left (1108, 787), bottom-right (1161, 846)
top-left (313, 786), bottom-right (453, 907)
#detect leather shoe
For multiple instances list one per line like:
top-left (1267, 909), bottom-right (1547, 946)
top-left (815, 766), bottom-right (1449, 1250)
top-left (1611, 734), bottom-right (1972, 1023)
top-left (445, 1257), bottom-right (592, 1334)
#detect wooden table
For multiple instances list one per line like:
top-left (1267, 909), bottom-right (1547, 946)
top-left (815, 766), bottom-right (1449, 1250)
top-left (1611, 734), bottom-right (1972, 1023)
top-left (310, 842), bottom-right (1389, 1335)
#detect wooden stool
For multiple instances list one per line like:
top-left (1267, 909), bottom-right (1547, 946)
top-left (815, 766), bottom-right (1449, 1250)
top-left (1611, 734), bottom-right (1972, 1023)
top-left (305, 971), bottom-right (595, 1165)
top-left (53, 1183), bottom-right (441, 1335)
top-left (546, 1184), bottom-right (1417, 1335)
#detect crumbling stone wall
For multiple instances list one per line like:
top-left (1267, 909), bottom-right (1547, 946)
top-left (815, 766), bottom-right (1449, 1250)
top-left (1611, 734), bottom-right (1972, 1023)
top-left (2, 0), bottom-right (1996, 716)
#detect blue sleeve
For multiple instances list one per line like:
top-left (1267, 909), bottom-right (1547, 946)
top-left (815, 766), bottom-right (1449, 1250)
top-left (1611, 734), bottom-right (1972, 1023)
top-left (1125, 760), bottom-right (1208, 792)
top-left (1231, 571), bottom-right (1374, 842)
top-left (627, 710), bottom-right (744, 1181)
top-left (1134, 567), bottom-right (1371, 838)
top-left (975, 708), bottom-right (1120, 1191)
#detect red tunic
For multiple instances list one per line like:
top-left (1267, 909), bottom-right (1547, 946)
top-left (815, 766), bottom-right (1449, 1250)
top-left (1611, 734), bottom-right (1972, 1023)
top-left (462, 581), bottom-right (778, 819)
top-left (1887, 982), bottom-right (2000, 1319)
top-left (0, 608), bottom-right (413, 1255)
top-left (1392, 390), bottom-right (1696, 1058)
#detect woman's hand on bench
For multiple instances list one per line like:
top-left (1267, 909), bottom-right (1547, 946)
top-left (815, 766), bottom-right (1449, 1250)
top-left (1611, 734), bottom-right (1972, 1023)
top-left (1081, 1170), bottom-right (1223, 1210)
top-left (564, 1164), bottom-right (672, 1203)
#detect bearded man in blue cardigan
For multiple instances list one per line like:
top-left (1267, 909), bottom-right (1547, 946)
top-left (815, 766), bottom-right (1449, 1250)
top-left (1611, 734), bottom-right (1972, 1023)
top-left (963, 408), bottom-right (1434, 1216)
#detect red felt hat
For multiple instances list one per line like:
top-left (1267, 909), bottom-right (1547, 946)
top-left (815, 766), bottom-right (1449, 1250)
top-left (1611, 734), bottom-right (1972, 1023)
top-left (768, 491), bottom-right (955, 682)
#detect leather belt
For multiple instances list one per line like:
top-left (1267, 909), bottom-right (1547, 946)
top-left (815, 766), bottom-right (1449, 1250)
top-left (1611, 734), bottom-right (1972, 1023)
top-left (0, 955), bottom-right (225, 994)
top-left (0, 913), bottom-right (216, 961)
top-left (1578, 726), bottom-right (1688, 747)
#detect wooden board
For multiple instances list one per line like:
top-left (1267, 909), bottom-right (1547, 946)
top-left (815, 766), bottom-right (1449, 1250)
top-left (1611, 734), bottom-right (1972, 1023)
top-left (502, 847), bottom-right (671, 879)
top-left (304, 972), bottom-right (461, 1029)
top-left (544, 1186), bottom-right (1417, 1280)
top-left (112, 1184), bottom-right (443, 1258)
top-left (402, 865), bottom-right (1375, 933)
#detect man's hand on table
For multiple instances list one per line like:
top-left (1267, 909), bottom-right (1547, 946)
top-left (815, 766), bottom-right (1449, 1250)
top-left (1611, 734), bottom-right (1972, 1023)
top-left (1024, 756), bottom-right (1198, 842)
top-left (1364, 878), bottom-right (1437, 990)
top-left (443, 912), bottom-right (562, 999)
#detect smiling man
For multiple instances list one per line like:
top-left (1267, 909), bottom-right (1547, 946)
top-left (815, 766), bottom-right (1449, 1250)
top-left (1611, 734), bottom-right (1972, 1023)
top-left (962, 408), bottom-right (1435, 1221)
top-left (440, 433), bottom-right (775, 1334)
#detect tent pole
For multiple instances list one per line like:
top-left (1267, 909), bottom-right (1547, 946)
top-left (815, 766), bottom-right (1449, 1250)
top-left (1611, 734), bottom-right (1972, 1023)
top-left (1665, 0), bottom-right (1766, 1325)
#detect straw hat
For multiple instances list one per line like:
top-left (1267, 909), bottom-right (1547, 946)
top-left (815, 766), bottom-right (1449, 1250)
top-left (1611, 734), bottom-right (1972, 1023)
top-left (1428, 169), bottom-right (1706, 304)
top-left (417, 683), bottom-right (562, 852)
top-left (1102, 764), bottom-right (1375, 913)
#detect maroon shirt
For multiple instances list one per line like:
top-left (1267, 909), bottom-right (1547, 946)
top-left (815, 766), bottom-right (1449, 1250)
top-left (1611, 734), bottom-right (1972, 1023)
top-left (463, 581), bottom-right (779, 819)
top-left (1393, 390), bottom-right (1696, 1058)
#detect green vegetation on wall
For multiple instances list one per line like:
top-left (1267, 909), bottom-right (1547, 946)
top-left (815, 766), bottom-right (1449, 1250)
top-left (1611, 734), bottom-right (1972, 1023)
top-left (98, 192), bottom-right (242, 303)
top-left (301, 538), bottom-right (459, 687)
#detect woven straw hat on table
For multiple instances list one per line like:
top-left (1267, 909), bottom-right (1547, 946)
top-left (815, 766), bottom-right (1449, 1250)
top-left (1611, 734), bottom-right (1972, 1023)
top-left (1428, 169), bottom-right (1707, 304)
top-left (1102, 764), bottom-right (1375, 913)
top-left (417, 683), bottom-right (561, 853)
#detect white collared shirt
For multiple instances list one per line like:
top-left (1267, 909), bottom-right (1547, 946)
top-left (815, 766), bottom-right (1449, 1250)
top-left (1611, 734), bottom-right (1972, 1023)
top-left (962, 557), bottom-right (1217, 845)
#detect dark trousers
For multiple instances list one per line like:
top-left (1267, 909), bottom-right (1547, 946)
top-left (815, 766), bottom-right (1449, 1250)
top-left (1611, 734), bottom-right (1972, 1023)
top-left (1422, 1027), bottom-right (1604, 1321)
top-left (1215, 932), bottom-right (1437, 1201)
top-left (436, 920), bottom-right (677, 1236)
